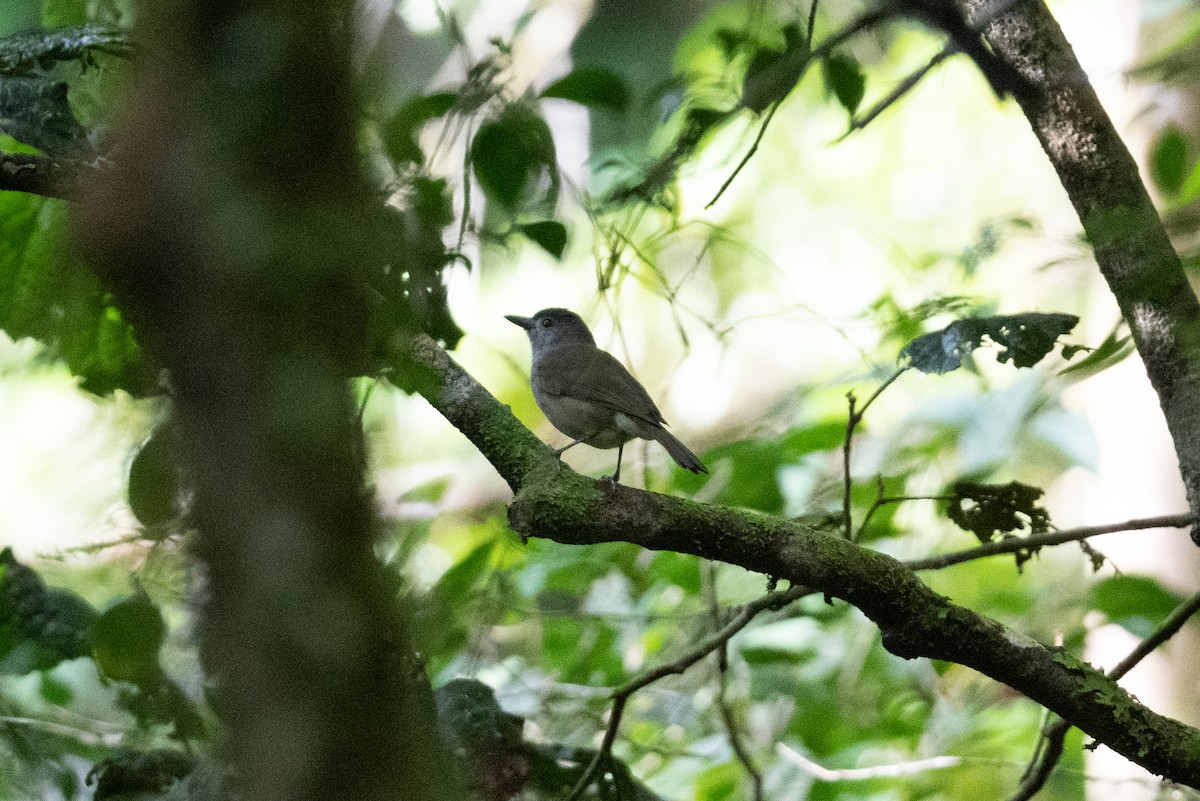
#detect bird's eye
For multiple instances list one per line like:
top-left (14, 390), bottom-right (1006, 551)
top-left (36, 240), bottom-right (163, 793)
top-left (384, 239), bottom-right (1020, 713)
top-left (540, 318), bottom-right (553, 328)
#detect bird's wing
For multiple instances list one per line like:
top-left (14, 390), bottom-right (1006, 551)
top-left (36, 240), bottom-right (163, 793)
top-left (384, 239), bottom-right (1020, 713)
top-left (537, 344), bottom-right (667, 425)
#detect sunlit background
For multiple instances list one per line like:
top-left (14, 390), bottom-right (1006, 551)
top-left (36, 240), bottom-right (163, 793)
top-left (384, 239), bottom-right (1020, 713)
top-left (3, 0), bottom-right (1200, 799)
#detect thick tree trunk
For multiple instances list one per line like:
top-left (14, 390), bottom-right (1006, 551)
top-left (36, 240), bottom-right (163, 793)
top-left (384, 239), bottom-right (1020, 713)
top-left (72, 2), bottom-right (453, 800)
top-left (970, 0), bottom-right (1200, 542)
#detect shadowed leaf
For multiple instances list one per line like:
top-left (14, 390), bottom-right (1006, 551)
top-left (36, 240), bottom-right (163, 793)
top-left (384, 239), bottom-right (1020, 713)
top-left (541, 67), bottom-right (630, 113)
top-left (901, 312), bottom-right (1080, 373)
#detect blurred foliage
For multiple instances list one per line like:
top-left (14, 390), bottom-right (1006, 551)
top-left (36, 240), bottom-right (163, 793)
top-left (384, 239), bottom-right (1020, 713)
top-left (1, 1), bottom-right (1199, 801)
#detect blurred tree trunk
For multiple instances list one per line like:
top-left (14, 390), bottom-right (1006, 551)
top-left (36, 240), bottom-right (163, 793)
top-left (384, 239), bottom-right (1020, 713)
top-left (72, 2), bottom-right (453, 800)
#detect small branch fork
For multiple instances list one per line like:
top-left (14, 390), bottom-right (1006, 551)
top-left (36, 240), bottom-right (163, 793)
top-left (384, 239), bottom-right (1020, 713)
top-left (565, 585), bottom-right (809, 801)
top-left (842, 366), bottom-right (908, 539)
top-left (1006, 589), bottom-right (1200, 801)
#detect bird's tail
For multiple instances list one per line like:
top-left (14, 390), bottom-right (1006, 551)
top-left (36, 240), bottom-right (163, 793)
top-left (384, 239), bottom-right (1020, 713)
top-left (653, 427), bottom-right (707, 474)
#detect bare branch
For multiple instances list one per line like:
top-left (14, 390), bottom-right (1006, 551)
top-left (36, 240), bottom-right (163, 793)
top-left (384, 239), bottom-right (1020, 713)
top-left (906, 513), bottom-right (1195, 571)
top-left (1008, 589), bottom-right (1200, 799)
top-left (844, 47), bottom-right (952, 136)
top-left (566, 585), bottom-right (809, 800)
top-left (843, 367), bottom-right (908, 539)
top-left (778, 744), bottom-right (968, 780)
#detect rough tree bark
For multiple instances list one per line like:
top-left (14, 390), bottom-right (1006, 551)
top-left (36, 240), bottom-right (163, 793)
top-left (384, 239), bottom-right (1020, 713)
top-left (396, 333), bottom-right (1200, 787)
top-left (71, 2), bottom-right (452, 801)
top-left (970, 0), bottom-right (1200, 542)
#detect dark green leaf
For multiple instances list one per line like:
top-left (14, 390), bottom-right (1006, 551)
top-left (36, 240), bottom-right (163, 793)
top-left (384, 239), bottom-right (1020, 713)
top-left (1150, 125), bottom-right (1190, 195)
top-left (128, 425), bottom-right (182, 527)
top-left (91, 593), bottom-right (165, 686)
top-left (434, 678), bottom-right (523, 752)
top-left (714, 28), bottom-right (752, 58)
top-left (541, 67), bottom-right (630, 113)
top-left (119, 676), bottom-right (207, 741)
top-left (900, 312), bottom-right (1079, 373)
top-left (470, 103), bottom-right (558, 211)
top-left (741, 45), bottom-right (808, 113)
top-left (89, 749), bottom-right (195, 800)
top-left (382, 91), bottom-right (457, 165)
top-left (0, 75), bottom-right (89, 155)
top-left (1089, 576), bottom-right (1184, 638)
top-left (518, 220), bottom-right (568, 259)
top-left (0, 549), bottom-right (97, 673)
top-left (947, 481), bottom-right (1050, 543)
top-left (823, 52), bottom-right (866, 116)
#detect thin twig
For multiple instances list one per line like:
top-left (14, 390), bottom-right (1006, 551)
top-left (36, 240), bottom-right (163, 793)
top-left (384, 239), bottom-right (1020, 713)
top-left (705, 565), bottom-right (764, 801)
top-left (857, 490), bottom-right (958, 540)
top-left (843, 47), bottom-right (952, 136)
top-left (778, 743), bottom-right (966, 780)
top-left (807, 0), bottom-right (820, 45)
top-left (842, 390), bottom-right (858, 539)
top-left (706, 101), bottom-right (781, 209)
top-left (906, 514), bottom-right (1195, 571)
top-left (456, 120), bottom-right (474, 256)
top-left (842, 367), bottom-right (909, 539)
top-left (566, 585), bottom-right (810, 801)
top-left (1007, 589), bottom-right (1200, 800)
top-left (706, 8), bottom-right (890, 208)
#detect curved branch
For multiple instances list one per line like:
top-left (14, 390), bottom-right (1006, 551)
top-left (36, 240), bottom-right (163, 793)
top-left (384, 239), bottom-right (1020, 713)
top-left (906, 513), bottom-right (1195, 570)
top-left (397, 332), bottom-right (1200, 788)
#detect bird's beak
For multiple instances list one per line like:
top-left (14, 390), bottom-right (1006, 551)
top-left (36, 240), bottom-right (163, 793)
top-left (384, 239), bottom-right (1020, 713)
top-left (505, 314), bottom-right (534, 330)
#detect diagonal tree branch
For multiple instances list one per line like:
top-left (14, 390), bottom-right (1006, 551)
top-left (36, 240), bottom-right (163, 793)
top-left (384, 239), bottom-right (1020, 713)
top-left (396, 331), bottom-right (1200, 788)
top-left (968, 0), bottom-right (1200, 542)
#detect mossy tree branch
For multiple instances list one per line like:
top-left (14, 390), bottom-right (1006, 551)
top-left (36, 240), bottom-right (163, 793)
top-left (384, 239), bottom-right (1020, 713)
top-left (398, 331), bottom-right (1200, 788)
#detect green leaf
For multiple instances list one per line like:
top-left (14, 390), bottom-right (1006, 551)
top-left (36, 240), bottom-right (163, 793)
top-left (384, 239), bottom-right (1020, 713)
top-left (823, 52), bottom-right (866, 116)
top-left (128, 426), bottom-right (183, 527)
top-left (741, 42), bottom-right (809, 114)
top-left (1149, 124), bottom-right (1190, 195)
top-left (947, 481), bottom-right (1051, 544)
top-left (91, 593), bottom-right (165, 686)
top-left (541, 67), bottom-right (630, 113)
top-left (382, 91), bottom-right (457, 165)
top-left (673, 420), bottom-right (846, 511)
top-left (1089, 576), bottom-right (1184, 638)
top-left (470, 102), bottom-right (558, 212)
top-left (695, 762), bottom-right (741, 801)
top-left (900, 312), bottom-right (1080, 373)
top-left (1058, 329), bottom-right (1135, 380)
top-left (0, 549), bottom-right (97, 673)
top-left (518, 220), bottom-right (567, 259)
top-left (0, 195), bottom-right (152, 395)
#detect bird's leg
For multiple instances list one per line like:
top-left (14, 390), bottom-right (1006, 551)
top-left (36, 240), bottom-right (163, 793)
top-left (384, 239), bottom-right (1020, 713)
top-left (553, 438), bottom-right (586, 457)
top-left (604, 443), bottom-right (624, 487)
